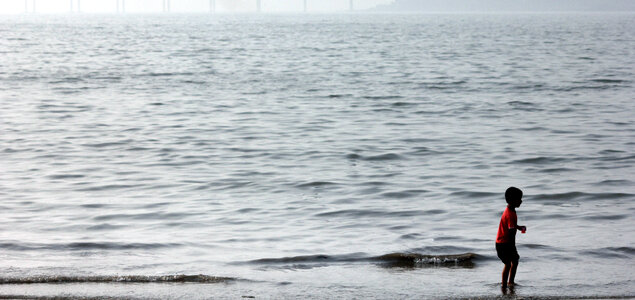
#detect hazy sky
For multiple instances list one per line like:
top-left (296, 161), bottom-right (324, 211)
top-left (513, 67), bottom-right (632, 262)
top-left (4, 0), bottom-right (634, 14)
top-left (374, 0), bottom-right (635, 12)
top-left (2, 0), bottom-right (393, 14)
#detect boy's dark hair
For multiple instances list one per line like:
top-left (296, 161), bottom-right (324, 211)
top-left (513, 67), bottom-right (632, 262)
top-left (505, 187), bottom-right (523, 204)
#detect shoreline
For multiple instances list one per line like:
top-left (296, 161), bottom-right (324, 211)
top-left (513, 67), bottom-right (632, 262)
top-left (1, 291), bottom-right (633, 300)
top-left (1, 281), bottom-right (633, 300)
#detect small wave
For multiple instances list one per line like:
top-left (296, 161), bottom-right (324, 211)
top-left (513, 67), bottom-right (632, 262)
top-left (599, 154), bottom-right (635, 162)
top-left (582, 214), bottom-right (628, 221)
top-left (296, 181), bottom-right (339, 188)
top-left (520, 243), bottom-right (559, 250)
top-left (552, 84), bottom-right (622, 92)
top-left (530, 192), bottom-right (633, 202)
top-left (607, 247), bottom-right (635, 255)
top-left (400, 138), bottom-right (439, 143)
top-left (580, 247), bottom-right (635, 259)
top-left (37, 104), bottom-right (92, 113)
top-left (391, 101), bottom-right (417, 107)
top-left (142, 72), bottom-right (195, 77)
top-left (593, 179), bottom-right (632, 186)
top-left (315, 209), bottom-right (426, 218)
top-left (407, 146), bottom-right (440, 156)
top-left (528, 213), bottom-right (569, 221)
top-left (599, 149), bottom-right (625, 154)
top-left (0, 274), bottom-right (234, 284)
top-left (363, 95), bottom-right (404, 100)
top-left (249, 254), bottom-right (334, 264)
top-left (346, 153), bottom-right (403, 161)
top-left (76, 184), bottom-right (143, 192)
top-left (380, 190), bottom-right (428, 199)
top-left (244, 252), bottom-right (476, 268)
top-left (449, 191), bottom-right (497, 199)
top-left (512, 83), bottom-right (547, 91)
top-left (590, 79), bottom-right (628, 84)
top-left (0, 242), bottom-right (181, 251)
top-left (46, 174), bottom-right (85, 179)
top-left (93, 211), bottom-right (202, 221)
top-left (409, 245), bottom-right (476, 254)
top-left (2, 148), bottom-right (25, 153)
top-left (90, 75), bottom-right (122, 81)
top-left (79, 203), bottom-right (107, 209)
top-left (83, 140), bottom-right (133, 148)
top-left (418, 80), bottom-right (467, 90)
top-left (48, 77), bottom-right (84, 84)
top-left (414, 109), bottom-right (454, 115)
top-left (399, 233), bottom-right (422, 240)
top-left (372, 108), bottom-right (397, 113)
top-left (507, 100), bottom-right (538, 106)
top-left (538, 168), bottom-right (577, 173)
top-left (372, 252), bottom-right (476, 268)
top-left (511, 157), bottom-right (568, 164)
top-left (327, 94), bottom-right (351, 98)
top-left (346, 153), bottom-right (362, 159)
top-left (86, 223), bottom-right (125, 231)
top-left (518, 126), bottom-right (548, 132)
top-left (360, 181), bottom-right (390, 186)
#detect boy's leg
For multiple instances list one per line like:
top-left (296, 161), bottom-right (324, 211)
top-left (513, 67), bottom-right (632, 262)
top-left (501, 262), bottom-right (511, 288)
top-left (508, 260), bottom-right (519, 285)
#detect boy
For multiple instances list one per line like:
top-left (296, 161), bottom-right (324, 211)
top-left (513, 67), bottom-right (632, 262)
top-left (496, 187), bottom-right (526, 289)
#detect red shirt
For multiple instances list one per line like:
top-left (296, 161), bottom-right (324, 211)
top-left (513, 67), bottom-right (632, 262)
top-left (496, 206), bottom-right (517, 244)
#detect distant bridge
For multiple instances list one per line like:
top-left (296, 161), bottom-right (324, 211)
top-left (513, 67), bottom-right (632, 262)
top-left (22, 0), bottom-right (357, 13)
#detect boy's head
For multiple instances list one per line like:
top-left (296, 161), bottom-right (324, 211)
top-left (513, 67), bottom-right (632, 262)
top-left (505, 187), bottom-right (523, 207)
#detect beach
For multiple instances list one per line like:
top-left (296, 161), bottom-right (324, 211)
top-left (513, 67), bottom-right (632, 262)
top-left (0, 13), bottom-right (634, 299)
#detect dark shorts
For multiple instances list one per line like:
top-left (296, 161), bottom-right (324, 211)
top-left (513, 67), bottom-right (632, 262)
top-left (496, 243), bottom-right (519, 264)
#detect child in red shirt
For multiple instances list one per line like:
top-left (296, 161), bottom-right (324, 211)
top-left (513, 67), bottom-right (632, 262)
top-left (496, 187), bottom-right (526, 289)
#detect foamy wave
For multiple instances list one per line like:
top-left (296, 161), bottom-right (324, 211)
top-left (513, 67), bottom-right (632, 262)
top-left (0, 275), bottom-right (234, 284)
top-left (245, 252), bottom-right (477, 268)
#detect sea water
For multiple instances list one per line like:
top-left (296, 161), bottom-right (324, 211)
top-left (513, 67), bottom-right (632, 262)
top-left (0, 13), bottom-right (633, 299)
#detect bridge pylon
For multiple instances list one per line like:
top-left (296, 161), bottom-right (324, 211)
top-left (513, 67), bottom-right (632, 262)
top-left (210, 0), bottom-right (216, 13)
top-left (116, 0), bottom-right (126, 13)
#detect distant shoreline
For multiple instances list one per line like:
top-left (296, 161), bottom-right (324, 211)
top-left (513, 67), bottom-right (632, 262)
top-left (372, 0), bottom-right (635, 13)
top-left (2, 11), bottom-right (635, 16)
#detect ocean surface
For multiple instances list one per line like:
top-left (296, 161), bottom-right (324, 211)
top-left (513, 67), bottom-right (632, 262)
top-left (0, 13), bottom-right (634, 299)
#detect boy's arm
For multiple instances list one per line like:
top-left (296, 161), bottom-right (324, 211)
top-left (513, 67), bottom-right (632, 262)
top-left (507, 216), bottom-right (525, 231)
top-left (504, 211), bottom-right (526, 231)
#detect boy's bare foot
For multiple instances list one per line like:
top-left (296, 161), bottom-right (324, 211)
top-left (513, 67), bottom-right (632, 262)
top-left (508, 282), bottom-right (515, 286)
top-left (500, 286), bottom-right (508, 295)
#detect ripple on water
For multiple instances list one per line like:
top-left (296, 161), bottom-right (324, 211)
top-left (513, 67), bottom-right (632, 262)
top-left (579, 247), bottom-right (635, 259)
top-left (93, 211), bottom-right (204, 221)
top-left (1, 14), bottom-right (633, 296)
top-left (0, 275), bottom-right (234, 284)
top-left (295, 181), bottom-right (340, 188)
top-left (511, 156), bottom-right (570, 165)
top-left (593, 179), bottom-right (633, 186)
top-left (345, 153), bottom-right (403, 161)
top-left (0, 242), bottom-right (182, 251)
top-left (47, 174), bottom-right (86, 179)
top-left (380, 189), bottom-right (428, 199)
top-left (529, 192), bottom-right (634, 202)
top-left (315, 209), bottom-right (429, 219)
top-left (242, 252), bottom-right (476, 269)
